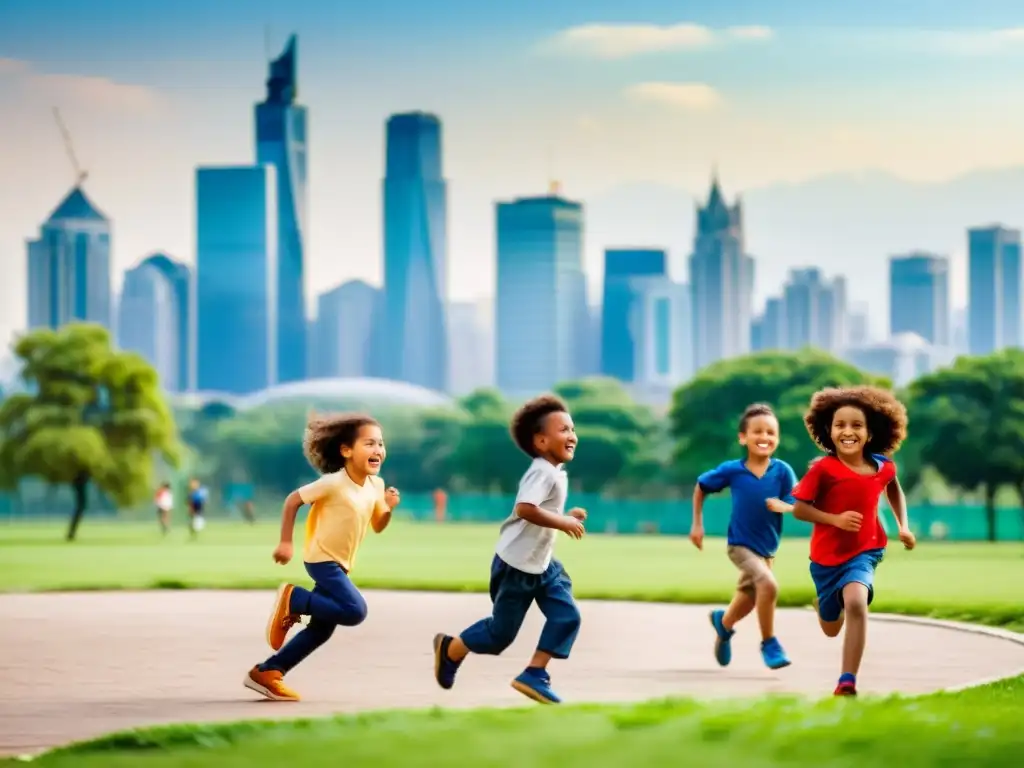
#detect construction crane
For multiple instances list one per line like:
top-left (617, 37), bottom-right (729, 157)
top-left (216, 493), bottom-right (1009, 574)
top-left (52, 107), bottom-right (88, 187)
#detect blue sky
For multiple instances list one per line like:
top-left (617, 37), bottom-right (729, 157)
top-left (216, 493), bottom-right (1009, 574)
top-left (3, 0), bottom-right (1024, 345)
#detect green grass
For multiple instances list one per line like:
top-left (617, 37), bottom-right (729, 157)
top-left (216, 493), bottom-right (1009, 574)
top-left (1, 520), bottom-right (1022, 631)
top-left (9, 675), bottom-right (1023, 767)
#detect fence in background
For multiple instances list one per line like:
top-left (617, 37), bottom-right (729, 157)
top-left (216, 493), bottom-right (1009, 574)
top-left (1, 485), bottom-right (1021, 542)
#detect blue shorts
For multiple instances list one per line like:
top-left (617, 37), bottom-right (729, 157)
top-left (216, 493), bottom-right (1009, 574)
top-left (809, 548), bottom-right (885, 622)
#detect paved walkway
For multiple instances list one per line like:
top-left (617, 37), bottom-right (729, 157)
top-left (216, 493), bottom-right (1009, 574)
top-left (2, 590), bottom-right (1023, 757)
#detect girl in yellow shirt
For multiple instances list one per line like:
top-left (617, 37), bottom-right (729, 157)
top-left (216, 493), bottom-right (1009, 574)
top-left (244, 413), bottom-right (400, 701)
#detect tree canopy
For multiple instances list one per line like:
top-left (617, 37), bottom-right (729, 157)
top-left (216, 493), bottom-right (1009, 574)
top-left (0, 323), bottom-right (181, 540)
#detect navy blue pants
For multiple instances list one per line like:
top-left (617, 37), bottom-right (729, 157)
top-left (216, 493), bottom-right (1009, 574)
top-left (459, 555), bottom-right (581, 660)
top-left (260, 561), bottom-right (368, 673)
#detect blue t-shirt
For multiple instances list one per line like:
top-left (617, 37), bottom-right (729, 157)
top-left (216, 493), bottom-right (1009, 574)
top-left (697, 458), bottom-right (797, 558)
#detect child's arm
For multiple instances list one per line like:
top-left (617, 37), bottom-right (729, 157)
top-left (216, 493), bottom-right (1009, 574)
top-left (766, 461), bottom-right (798, 514)
top-left (885, 475), bottom-right (916, 549)
top-left (515, 503), bottom-right (583, 538)
top-left (273, 476), bottom-right (333, 564)
top-left (371, 485), bottom-right (400, 533)
top-left (690, 463), bottom-right (731, 550)
top-left (690, 484), bottom-right (707, 550)
top-left (790, 460), bottom-right (862, 531)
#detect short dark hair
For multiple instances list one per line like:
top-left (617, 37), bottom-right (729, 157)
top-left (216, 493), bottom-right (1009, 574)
top-left (303, 412), bottom-right (381, 474)
top-left (738, 403), bottom-right (776, 432)
top-left (803, 386), bottom-right (908, 456)
top-left (510, 395), bottom-right (569, 458)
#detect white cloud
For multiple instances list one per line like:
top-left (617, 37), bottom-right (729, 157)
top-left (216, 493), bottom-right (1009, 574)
top-left (1, 58), bottom-right (164, 114)
top-left (625, 81), bottom-right (723, 111)
top-left (548, 23), bottom-right (717, 59)
top-left (726, 26), bottom-right (775, 41)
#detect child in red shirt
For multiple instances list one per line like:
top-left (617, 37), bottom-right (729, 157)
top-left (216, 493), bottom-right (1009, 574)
top-left (791, 386), bottom-right (916, 697)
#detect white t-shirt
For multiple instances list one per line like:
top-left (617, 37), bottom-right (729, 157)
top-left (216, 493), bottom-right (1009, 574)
top-left (494, 458), bottom-right (569, 574)
top-left (155, 489), bottom-right (173, 512)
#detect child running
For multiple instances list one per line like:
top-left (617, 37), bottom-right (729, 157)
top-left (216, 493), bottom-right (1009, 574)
top-left (791, 386), bottom-right (915, 696)
top-left (690, 403), bottom-right (797, 671)
top-left (244, 413), bottom-right (401, 702)
top-left (432, 395), bottom-right (585, 705)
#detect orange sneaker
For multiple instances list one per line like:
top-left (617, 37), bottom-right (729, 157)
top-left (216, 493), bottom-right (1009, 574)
top-left (244, 666), bottom-right (300, 701)
top-left (266, 583), bottom-right (300, 651)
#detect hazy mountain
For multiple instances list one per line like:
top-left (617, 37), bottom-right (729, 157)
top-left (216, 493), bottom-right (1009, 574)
top-left (585, 167), bottom-right (1024, 336)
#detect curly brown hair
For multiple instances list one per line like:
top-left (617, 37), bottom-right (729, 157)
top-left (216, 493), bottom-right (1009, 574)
top-left (803, 386), bottom-right (908, 456)
top-left (738, 402), bottom-right (776, 432)
top-left (303, 412), bottom-right (380, 474)
top-left (510, 394), bottom-right (569, 457)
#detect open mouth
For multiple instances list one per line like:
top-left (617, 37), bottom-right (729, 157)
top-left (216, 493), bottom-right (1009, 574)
top-left (755, 442), bottom-right (771, 450)
top-left (368, 457), bottom-right (381, 468)
top-left (839, 438), bottom-right (858, 448)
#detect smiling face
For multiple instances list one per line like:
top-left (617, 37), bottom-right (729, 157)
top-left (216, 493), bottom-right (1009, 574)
top-left (534, 410), bottom-right (578, 464)
top-left (831, 405), bottom-right (870, 459)
top-left (342, 424), bottom-right (387, 478)
top-left (739, 413), bottom-right (779, 459)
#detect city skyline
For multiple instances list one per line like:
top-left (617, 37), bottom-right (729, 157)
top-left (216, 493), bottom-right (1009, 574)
top-left (5, 1), bottom-right (1024, 349)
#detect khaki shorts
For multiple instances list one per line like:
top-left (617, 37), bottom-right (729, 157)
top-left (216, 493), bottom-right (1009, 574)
top-left (727, 545), bottom-right (776, 597)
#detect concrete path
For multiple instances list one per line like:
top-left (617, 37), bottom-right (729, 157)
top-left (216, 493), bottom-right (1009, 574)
top-left (2, 590), bottom-right (1023, 757)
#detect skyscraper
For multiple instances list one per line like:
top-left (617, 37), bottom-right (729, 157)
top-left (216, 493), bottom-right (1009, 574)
top-left (448, 299), bottom-right (494, 395)
top-left (495, 190), bottom-right (586, 395)
top-left (600, 248), bottom-right (667, 382)
top-left (26, 186), bottom-right (112, 332)
top-left (968, 225), bottom-right (1022, 355)
top-left (132, 253), bottom-right (192, 391)
top-left (118, 259), bottom-right (179, 391)
top-left (310, 280), bottom-right (379, 378)
top-left (255, 34), bottom-right (308, 385)
top-left (889, 253), bottom-right (950, 346)
top-left (628, 276), bottom-right (693, 390)
top-left (780, 268), bottom-right (847, 353)
top-left (195, 165), bottom-right (278, 394)
top-left (688, 176), bottom-right (754, 370)
top-left (376, 112), bottom-right (449, 391)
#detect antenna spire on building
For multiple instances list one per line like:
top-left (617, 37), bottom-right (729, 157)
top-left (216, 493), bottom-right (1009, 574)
top-left (52, 107), bottom-right (88, 187)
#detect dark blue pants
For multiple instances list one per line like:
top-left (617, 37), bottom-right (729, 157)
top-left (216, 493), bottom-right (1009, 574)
top-left (260, 561), bottom-right (368, 673)
top-left (460, 555), bottom-right (581, 660)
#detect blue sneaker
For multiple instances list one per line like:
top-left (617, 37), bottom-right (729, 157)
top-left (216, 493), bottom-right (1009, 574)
top-left (511, 667), bottom-right (562, 704)
top-left (432, 633), bottom-right (463, 690)
top-left (760, 636), bottom-right (791, 670)
top-left (709, 609), bottom-right (734, 667)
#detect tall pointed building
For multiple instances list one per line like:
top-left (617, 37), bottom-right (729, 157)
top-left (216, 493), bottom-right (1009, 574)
top-left (255, 34), bottom-right (308, 384)
top-left (26, 186), bottom-right (112, 332)
top-left (688, 174), bottom-right (754, 370)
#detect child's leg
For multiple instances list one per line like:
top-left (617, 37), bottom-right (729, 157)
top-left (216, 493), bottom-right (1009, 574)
top-left (247, 562), bottom-right (367, 701)
top-left (809, 563), bottom-right (845, 638)
top-left (511, 559), bottom-right (580, 704)
top-left (839, 582), bottom-right (870, 679)
top-left (433, 555), bottom-right (532, 689)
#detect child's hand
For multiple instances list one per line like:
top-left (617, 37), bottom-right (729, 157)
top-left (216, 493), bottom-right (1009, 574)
top-left (898, 528), bottom-right (916, 550)
top-left (689, 524), bottom-right (704, 551)
top-left (272, 541), bottom-right (293, 565)
top-left (559, 515), bottom-right (585, 540)
top-left (765, 498), bottom-right (790, 514)
top-left (833, 511), bottom-right (863, 532)
top-left (568, 507), bottom-right (587, 521)
top-left (385, 487), bottom-right (401, 509)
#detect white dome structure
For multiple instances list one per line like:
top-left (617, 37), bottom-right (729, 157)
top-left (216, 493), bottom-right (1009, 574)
top-left (171, 377), bottom-right (455, 412)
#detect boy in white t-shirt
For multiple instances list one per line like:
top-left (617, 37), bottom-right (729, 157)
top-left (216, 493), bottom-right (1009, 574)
top-left (431, 395), bottom-right (587, 704)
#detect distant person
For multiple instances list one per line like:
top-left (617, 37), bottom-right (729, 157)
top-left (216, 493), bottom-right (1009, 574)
top-left (154, 482), bottom-right (173, 536)
top-left (187, 479), bottom-right (208, 539)
top-left (792, 386), bottom-right (915, 697)
top-left (241, 500), bottom-right (256, 525)
top-left (243, 413), bottom-right (401, 702)
top-left (431, 395), bottom-right (586, 705)
top-left (690, 403), bottom-right (797, 672)
top-left (433, 487), bottom-right (448, 522)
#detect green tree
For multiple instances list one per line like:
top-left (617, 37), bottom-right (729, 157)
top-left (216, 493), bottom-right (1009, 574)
top-left (0, 324), bottom-right (181, 540)
top-left (907, 350), bottom-right (1024, 541)
top-left (554, 377), bottom-right (659, 494)
top-left (668, 350), bottom-right (888, 486)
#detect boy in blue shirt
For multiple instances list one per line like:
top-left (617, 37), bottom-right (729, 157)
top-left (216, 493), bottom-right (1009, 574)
top-left (689, 403), bottom-right (797, 670)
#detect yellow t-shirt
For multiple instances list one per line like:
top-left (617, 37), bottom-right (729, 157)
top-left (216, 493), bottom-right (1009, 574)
top-left (299, 471), bottom-right (389, 571)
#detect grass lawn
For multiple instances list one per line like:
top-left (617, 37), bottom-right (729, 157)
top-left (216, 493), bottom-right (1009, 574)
top-left (8, 674), bottom-right (1023, 767)
top-left (1, 519), bottom-right (1022, 631)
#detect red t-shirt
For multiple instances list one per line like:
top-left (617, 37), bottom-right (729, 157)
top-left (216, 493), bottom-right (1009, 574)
top-left (791, 454), bottom-right (896, 566)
